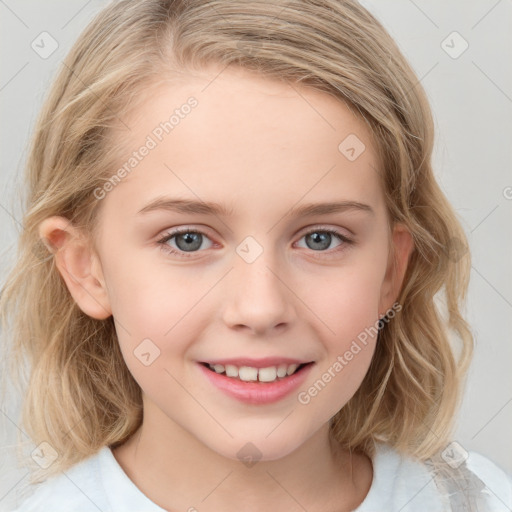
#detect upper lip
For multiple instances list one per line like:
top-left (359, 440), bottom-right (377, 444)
top-left (200, 357), bottom-right (314, 369)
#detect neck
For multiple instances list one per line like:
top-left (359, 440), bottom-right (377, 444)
top-left (112, 402), bottom-right (372, 512)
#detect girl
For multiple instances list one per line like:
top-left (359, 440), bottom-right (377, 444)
top-left (1, 0), bottom-right (511, 510)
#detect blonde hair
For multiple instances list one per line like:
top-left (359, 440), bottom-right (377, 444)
top-left (1, 0), bottom-right (473, 485)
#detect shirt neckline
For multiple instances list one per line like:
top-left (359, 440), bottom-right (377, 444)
top-left (98, 442), bottom-right (398, 511)
top-left (98, 445), bottom-right (168, 511)
top-left (353, 442), bottom-right (398, 510)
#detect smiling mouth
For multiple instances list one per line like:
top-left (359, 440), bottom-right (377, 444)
top-left (200, 362), bottom-right (313, 383)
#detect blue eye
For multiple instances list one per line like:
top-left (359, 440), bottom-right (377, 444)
top-left (157, 227), bottom-right (353, 258)
top-left (297, 228), bottom-right (352, 252)
top-left (157, 228), bottom-right (213, 257)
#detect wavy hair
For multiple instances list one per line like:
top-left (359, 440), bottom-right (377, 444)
top-left (0, 0), bottom-right (473, 485)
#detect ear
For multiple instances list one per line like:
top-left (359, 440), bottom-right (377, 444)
top-left (378, 223), bottom-right (415, 316)
top-left (38, 216), bottom-right (112, 320)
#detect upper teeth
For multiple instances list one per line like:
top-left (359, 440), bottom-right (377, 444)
top-left (208, 363), bottom-right (300, 382)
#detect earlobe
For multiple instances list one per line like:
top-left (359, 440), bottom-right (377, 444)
top-left (38, 216), bottom-right (112, 320)
top-left (379, 223), bottom-right (415, 316)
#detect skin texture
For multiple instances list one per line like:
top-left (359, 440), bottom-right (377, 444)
top-left (39, 65), bottom-right (414, 511)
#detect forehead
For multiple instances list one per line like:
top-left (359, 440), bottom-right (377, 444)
top-left (103, 66), bottom-right (385, 223)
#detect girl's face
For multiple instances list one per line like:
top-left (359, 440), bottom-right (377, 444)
top-left (82, 66), bottom-right (411, 461)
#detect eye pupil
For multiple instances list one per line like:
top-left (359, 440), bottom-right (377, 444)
top-left (306, 232), bottom-right (331, 251)
top-left (176, 232), bottom-right (202, 251)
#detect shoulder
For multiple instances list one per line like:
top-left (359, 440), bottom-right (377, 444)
top-left (356, 442), bottom-right (512, 511)
top-left (463, 448), bottom-right (512, 506)
top-left (10, 445), bottom-right (166, 512)
top-left (10, 448), bottom-right (111, 512)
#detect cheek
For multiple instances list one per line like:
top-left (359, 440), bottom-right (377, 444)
top-left (101, 250), bottom-right (215, 378)
top-left (298, 284), bottom-right (379, 420)
top-left (297, 254), bottom-right (385, 413)
top-left (103, 244), bottom-right (211, 333)
top-left (305, 254), bottom-right (387, 341)
top-left (299, 344), bottom-right (375, 424)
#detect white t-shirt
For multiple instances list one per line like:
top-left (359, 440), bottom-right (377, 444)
top-left (10, 442), bottom-right (512, 511)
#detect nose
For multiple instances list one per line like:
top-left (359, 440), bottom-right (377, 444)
top-left (221, 250), bottom-right (296, 336)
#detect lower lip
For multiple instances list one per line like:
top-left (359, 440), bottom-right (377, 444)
top-left (198, 363), bottom-right (314, 405)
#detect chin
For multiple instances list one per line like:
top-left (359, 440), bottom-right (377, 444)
top-left (204, 431), bottom-right (307, 464)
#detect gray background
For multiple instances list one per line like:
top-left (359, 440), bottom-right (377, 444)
top-left (1, 0), bottom-right (511, 509)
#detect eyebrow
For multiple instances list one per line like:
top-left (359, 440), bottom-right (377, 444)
top-left (137, 197), bottom-right (374, 218)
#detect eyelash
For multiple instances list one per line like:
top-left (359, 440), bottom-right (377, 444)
top-left (156, 227), bottom-right (354, 259)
